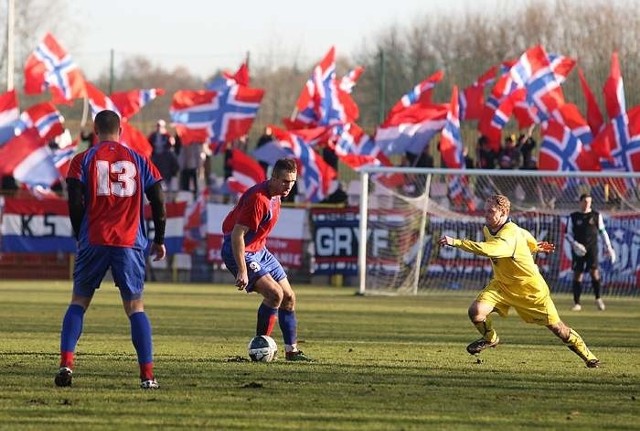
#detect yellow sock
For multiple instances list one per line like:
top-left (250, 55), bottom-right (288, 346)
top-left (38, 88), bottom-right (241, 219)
top-left (565, 329), bottom-right (598, 362)
top-left (473, 319), bottom-right (498, 343)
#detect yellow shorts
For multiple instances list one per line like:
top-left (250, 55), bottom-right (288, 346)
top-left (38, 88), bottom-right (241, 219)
top-left (476, 279), bottom-right (561, 326)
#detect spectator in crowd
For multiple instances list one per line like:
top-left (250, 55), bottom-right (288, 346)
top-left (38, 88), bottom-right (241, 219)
top-left (150, 139), bottom-right (179, 197)
top-left (220, 158), bottom-right (313, 362)
top-left (179, 141), bottom-right (205, 197)
top-left (518, 129), bottom-right (537, 169)
top-left (566, 192), bottom-right (616, 312)
top-left (320, 180), bottom-right (348, 206)
top-left (463, 147), bottom-right (475, 169)
top-left (439, 194), bottom-right (600, 368)
top-left (498, 134), bottom-right (521, 170)
top-left (406, 144), bottom-right (434, 169)
top-left (55, 109), bottom-right (167, 389)
top-left (148, 120), bottom-right (173, 156)
top-left (476, 135), bottom-right (498, 170)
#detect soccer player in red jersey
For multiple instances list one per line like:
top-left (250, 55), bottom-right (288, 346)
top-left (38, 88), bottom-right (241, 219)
top-left (55, 110), bottom-right (167, 389)
top-left (221, 158), bottom-right (312, 361)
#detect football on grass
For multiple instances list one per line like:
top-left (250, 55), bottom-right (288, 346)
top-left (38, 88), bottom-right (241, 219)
top-left (248, 335), bottom-right (278, 362)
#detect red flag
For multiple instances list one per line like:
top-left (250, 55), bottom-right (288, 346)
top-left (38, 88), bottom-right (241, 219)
top-left (223, 62), bottom-right (250, 86)
top-left (110, 88), bottom-right (165, 119)
top-left (23, 33), bottom-right (87, 104)
top-left (120, 122), bottom-right (152, 158)
top-left (603, 51), bottom-right (625, 120)
top-left (577, 68), bottom-right (604, 136)
top-left (0, 129), bottom-right (45, 175)
top-left (226, 149), bottom-right (266, 194)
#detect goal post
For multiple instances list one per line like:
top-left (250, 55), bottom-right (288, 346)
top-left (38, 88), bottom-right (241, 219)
top-left (357, 166), bottom-right (640, 296)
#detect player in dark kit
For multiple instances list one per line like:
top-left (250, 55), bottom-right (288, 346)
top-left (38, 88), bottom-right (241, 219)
top-left (55, 110), bottom-right (167, 389)
top-left (221, 158), bottom-right (312, 361)
top-left (566, 193), bottom-right (615, 312)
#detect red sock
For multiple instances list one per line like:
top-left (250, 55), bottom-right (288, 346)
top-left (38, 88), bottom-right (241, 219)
top-left (140, 362), bottom-right (154, 381)
top-left (60, 351), bottom-right (74, 369)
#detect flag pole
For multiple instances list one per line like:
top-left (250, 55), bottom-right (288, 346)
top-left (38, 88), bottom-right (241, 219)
top-left (80, 96), bottom-right (89, 128)
top-left (6, 0), bottom-right (15, 91)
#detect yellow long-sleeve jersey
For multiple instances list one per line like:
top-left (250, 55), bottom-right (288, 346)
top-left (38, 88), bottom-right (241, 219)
top-left (453, 221), bottom-right (550, 297)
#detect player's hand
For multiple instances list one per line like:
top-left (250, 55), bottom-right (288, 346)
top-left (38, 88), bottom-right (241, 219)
top-left (608, 247), bottom-right (617, 264)
top-left (537, 241), bottom-right (555, 253)
top-left (235, 271), bottom-right (249, 291)
top-left (438, 236), bottom-right (455, 247)
top-left (150, 243), bottom-right (166, 261)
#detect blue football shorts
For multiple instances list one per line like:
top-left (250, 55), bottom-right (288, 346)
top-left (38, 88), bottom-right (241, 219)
top-left (221, 239), bottom-right (286, 292)
top-left (73, 245), bottom-right (146, 300)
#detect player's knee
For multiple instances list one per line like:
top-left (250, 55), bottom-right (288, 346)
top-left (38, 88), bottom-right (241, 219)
top-left (280, 290), bottom-right (296, 310)
top-left (261, 284), bottom-right (284, 307)
top-left (468, 305), bottom-right (483, 322)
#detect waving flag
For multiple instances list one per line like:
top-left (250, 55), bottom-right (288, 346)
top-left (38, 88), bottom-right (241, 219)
top-left (110, 88), bottom-right (165, 119)
top-left (331, 122), bottom-right (389, 170)
top-left (387, 70), bottom-right (444, 120)
top-left (593, 106), bottom-right (640, 172)
top-left (526, 51), bottom-right (575, 116)
top-left (289, 47), bottom-right (359, 127)
top-left (206, 61), bottom-right (250, 92)
top-left (0, 129), bottom-right (45, 175)
top-left (270, 127), bottom-right (337, 202)
top-left (226, 148), bottom-right (266, 194)
top-left (577, 68), bottom-right (604, 136)
top-left (540, 120), bottom-right (599, 172)
top-left (439, 87), bottom-right (463, 169)
top-left (210, 85), bottom-right (264, 144)
top-left (339, 66), bottom-right (364, 93)
top-left (120, 122), bottom-right (152, 157)
top-left (375, 103), bottom-right (448, 156)
top-left (13, 146), bottom-right (63, 189)
top-left (23, 32), bottom-right (87, 104)
top-left (440, 86), bottom-right (475, 210)
top-left (170, 90), bottom-right (219, 143)
top-left (15, 103), bottom-right (65, 142)
top-left (291, 47), bottom-right (336, 126)
top-left (85, 82), bottom-right (120, 117)
top-left (603, 51), bottom-right (625, 121)
top-left (479, 91), bottom-right (519, 152)
top-left (0, 90), bottom-right (19, 145)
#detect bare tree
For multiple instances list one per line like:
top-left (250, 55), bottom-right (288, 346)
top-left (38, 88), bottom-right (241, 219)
top-left (0, 0), bottom-right (72, 90)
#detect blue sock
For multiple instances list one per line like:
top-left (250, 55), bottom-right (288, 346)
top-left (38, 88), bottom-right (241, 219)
top-left (60, 304), bottom-right (85, 353)
top-left (278, 309), bottom-right (297, 346)
top-left (129, 312), bottom-right (153, 365)
top-left (257, 303), bottom-right (278, 336)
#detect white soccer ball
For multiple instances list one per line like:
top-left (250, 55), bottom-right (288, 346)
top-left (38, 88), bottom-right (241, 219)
top-left (247, 335), bottom-right (278, 362)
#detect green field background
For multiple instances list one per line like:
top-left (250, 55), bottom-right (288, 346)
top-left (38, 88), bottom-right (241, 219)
top-left (0, 281), bottom-right (638, 430)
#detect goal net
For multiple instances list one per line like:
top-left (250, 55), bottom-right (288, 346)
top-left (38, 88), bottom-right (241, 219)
top-left (357, 167), bottom-right (640, 296)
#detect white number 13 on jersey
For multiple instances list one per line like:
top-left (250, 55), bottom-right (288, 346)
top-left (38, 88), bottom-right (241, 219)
top-left (96, 160), bottom-right (137, 197)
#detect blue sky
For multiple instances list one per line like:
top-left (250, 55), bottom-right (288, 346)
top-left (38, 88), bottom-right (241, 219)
top-left (70, 0), bottom-right (508, 80)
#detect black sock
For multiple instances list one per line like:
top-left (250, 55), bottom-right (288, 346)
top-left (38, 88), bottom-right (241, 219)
top-left (572, 280), bottom-right (582, 304)
top-left (592, 279), bottom-right (602, 299)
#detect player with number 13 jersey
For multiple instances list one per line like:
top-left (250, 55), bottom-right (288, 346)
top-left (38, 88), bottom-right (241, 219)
top-left (67, 141), bottom-right (162, 249)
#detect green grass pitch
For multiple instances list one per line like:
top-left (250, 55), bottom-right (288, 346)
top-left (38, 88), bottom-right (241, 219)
top-left (0, 280), bottom-right (638, 430)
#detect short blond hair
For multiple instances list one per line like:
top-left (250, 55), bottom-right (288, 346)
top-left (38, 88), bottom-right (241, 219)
top-left (486, 194), bottom-right (510, 215)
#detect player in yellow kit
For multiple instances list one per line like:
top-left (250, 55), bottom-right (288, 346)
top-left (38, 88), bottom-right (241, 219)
top-left (439, 194), bottom-right (600, 368)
